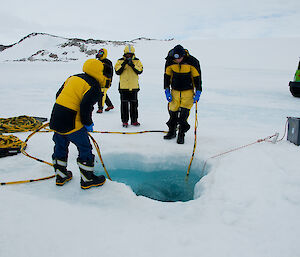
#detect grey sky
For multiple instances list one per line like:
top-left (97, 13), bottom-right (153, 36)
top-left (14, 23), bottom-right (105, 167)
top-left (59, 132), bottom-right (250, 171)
top-left (1, 0), bottom-right (299, 45)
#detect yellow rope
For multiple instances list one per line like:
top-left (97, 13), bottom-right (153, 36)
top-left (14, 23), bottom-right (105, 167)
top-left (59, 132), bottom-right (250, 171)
top-left (88, 133), bottom-right (112, 180)
top-left (20, 122), bottom-right (53, 166)
top-left (0, 135), bottom-right (24, 149)
top-left (186, 102), bottom-right (198, 178)
top-left (0, 115), bottom-right (43, 133)
top-left (0, 175), bottom-right (55, 185)
top-left (0, 112), bottom-right (196, 185)
top-left (93, 130), bottom-right (167, 135)
top-left (0, 122), bottom-right (54, 186)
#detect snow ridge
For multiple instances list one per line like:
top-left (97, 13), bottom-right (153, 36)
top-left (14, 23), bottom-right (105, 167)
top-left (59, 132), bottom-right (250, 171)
top-left (0, 32), bottom-right (173, 62)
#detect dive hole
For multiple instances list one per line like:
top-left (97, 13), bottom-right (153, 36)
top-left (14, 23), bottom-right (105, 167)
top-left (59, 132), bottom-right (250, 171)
top-left (95, 154), bottom-right (205, 202)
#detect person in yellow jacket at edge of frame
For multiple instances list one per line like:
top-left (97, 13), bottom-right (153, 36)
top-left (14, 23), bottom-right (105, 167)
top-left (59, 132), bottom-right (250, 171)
top-left (49, 59), bottom-right (107, 189)
top-left (114, 45), bottom-right (143, 127)
top-left (163, 44), bottom-right (202, 144)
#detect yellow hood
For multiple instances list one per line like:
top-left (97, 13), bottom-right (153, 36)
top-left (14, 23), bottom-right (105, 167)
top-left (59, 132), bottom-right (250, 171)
top-left (82, 59), bottom-right (105, 86)
top-left (97, 48), bottom-right (108, 60)
top-left (124, 45), bottom-right (135, 54)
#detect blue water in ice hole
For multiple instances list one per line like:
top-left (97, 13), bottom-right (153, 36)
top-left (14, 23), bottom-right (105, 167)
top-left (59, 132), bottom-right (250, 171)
top-left (95, 154), bottom-right (203, 202)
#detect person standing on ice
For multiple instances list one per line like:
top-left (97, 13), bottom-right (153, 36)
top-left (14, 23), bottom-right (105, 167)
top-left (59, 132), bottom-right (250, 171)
top-left (114, 45), bottom-right (143, 127)
top-left (50, 59), bottom-right (107, 189)
top-left (95, 48), bottom-right (115, 113)
top-left (163, 45), bottom-right (202, 144)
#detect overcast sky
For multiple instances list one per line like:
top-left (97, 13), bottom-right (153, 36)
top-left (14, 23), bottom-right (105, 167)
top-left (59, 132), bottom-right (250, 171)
top-left (1, 0), bottom-right (299, 45)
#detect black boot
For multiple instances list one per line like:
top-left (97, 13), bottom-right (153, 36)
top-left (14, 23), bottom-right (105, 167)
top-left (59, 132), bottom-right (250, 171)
top-left (53, 158), bottom-right (73, 186)
top-left (77, 158), bottom-right (106, 189)
top-left (176, 108), bottom-right (190, 144)
top-left (164, 129), bottom-right (177, 139)
top-left (177, 131), bottom-right (185, 144)
top-left (164, 110), bottom-right (178, 140)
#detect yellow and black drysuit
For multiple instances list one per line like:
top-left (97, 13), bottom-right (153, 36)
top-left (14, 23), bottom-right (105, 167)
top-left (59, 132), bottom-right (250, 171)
top-left (49, 59), bottom-right (107, 188)
top-left (50, 59), bottom-right (106, 135)
top-left (164, 52), bottom-right (202, 137)
top-left (115, 45), bottom-right (143, 124)
top-left (96, 48), bottom-right (114, 111)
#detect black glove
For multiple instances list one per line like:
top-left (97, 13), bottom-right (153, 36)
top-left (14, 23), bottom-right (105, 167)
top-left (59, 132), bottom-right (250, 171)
top-left (127, 58), bottom-right (133, 66)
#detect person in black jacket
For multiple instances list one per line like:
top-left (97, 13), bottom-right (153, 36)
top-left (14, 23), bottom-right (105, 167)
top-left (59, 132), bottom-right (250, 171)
top-left (163, 45), bottom-right (202, 144)
top-left (50, 59), bottom-right (107, 189)
top-left (95, 48), bottom-right (114, 113)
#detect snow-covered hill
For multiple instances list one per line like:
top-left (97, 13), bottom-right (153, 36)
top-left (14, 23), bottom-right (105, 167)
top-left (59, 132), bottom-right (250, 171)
top-left (0, 32), bottom-right (171, 62)
top-left (0, 34), bottom-right (300, 257)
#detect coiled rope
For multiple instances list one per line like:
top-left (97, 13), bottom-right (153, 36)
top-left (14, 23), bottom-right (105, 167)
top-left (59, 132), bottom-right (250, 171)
top-left (0, 116), bottom-right (49, 159)
top-left (0, 115), bottom-right (43, 133)
top-left (0, 135), bottom-right (25, 157)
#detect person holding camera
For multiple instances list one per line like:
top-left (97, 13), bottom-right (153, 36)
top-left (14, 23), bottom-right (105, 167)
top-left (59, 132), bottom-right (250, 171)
top-left (114, 45), bottom-right (143, 127)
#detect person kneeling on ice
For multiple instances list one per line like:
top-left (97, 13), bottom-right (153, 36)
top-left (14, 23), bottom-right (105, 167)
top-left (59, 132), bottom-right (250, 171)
top-left (163, 45), bottom-right (202, 144)
top-left (50, 59), bottom-right (107, 189)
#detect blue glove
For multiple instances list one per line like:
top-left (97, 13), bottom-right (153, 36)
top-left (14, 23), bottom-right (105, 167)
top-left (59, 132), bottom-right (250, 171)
top-left (84, 123), bottom-right (94, 132)
top-left (165, 88), bottom-right (172, 102)
top-left (193, 90), bottom-right (201, 103)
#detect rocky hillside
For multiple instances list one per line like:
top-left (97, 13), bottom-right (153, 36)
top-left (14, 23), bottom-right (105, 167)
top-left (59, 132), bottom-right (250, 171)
top-left (0, 32), bottom-right (172, 62)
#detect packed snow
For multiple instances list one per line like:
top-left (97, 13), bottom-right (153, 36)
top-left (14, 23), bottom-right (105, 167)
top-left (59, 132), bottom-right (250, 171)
top-left (0, 36), bottom-right (300, 257)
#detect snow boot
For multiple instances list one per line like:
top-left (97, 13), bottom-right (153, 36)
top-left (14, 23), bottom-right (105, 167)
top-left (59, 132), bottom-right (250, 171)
top-left (131, 121), bottom-right (140, 126)
top-left (163, 128), bottom-right (177, 139)
top-left (96, 108), bottom-right (103, 113)
top-left (105, 106), bottom-right (114, 112)
top-left (122, 122), bottom-right (129, 128)
top-left (177, 131), bottom-right (185, 144)
top-left (176, 108), bottom-right (190, 144)
top-left (53, 158), bottom-right (73, 186)
top-left (164, 110), bottom-right (178, 139)
top-left (77, 158), bottom-right (106, 189)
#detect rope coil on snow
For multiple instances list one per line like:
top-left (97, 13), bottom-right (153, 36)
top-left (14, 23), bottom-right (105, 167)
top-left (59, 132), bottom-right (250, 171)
top-left (0, 115), bottom-right (43, 133)
top-left (0, 134), bottom-right (25, 157)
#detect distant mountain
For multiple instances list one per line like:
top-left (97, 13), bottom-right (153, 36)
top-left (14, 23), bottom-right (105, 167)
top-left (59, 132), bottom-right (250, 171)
top-left (0, 32), bottom-right (173, 62)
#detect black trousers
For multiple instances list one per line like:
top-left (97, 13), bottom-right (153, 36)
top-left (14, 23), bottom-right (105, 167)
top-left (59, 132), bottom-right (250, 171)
top-left (98, 94), bottom-right (113, 110)
top-left (120, 90), bottom-right (138, 123)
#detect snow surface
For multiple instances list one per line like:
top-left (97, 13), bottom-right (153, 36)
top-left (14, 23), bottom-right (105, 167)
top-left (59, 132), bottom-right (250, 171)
top-left (0, 37), bottom-right (300, 257)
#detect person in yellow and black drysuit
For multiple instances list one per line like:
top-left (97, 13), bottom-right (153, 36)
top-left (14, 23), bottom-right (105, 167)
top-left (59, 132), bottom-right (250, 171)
top-left (115, 45), bottom-right (143, 127)
top-left (95, 48), bottom-right (114, 113)
top-left (49, 59), bottom-right (107, 189)
top-left (163, 45), bottom-right (202, 144)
